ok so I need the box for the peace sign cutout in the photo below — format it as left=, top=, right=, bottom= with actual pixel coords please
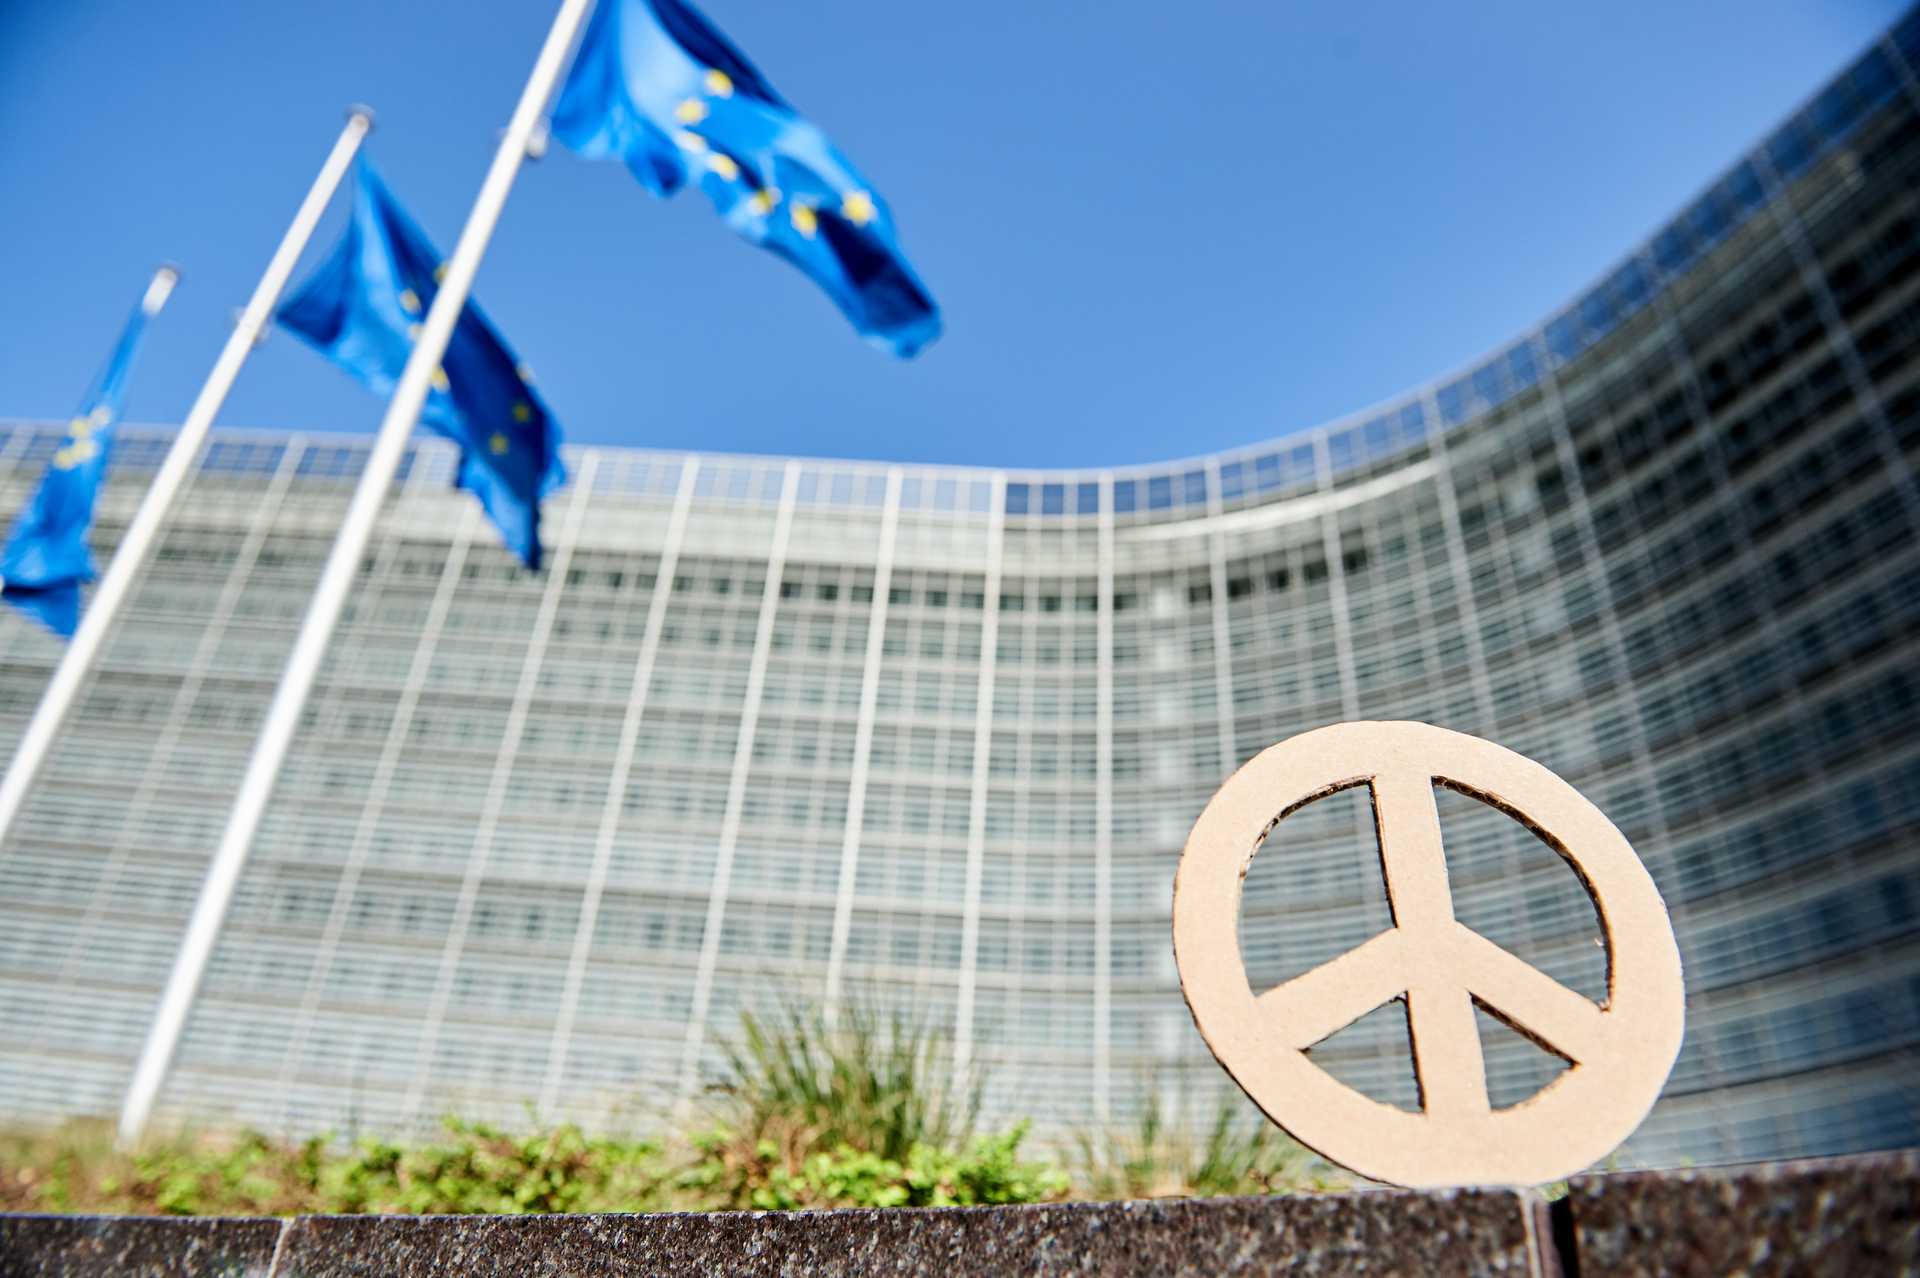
left=1173, top=722, right=1684, bottom=1188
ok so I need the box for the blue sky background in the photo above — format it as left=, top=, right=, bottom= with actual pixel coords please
left=0, top=1, right=1907, bottom=468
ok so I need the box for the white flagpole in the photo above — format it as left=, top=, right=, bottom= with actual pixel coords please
left=139, top=266, right=182, bottom=320
left=0, top=110, right=371, bottom=854
left=116, top=0, right=597, bottom=1147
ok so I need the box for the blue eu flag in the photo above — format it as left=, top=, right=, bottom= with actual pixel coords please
left=551, top=0, right=941, bottom=358
left=1, top=288, right=163, bottom=637
left=277, top=159, right=565, bottom=569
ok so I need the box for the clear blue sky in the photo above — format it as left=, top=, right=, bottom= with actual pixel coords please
left=0, top=1, right=1907, bottom=468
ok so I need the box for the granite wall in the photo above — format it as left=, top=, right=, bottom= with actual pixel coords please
left=1, top=1151, right=1912, bottom=1277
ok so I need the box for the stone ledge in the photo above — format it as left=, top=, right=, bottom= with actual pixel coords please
left=1557, top=1149, right=1919, bottom=1277
left=0, top=1151, right=1911, bottom=1277
left=0, top=1214, right=284, bottom=1278
left=271, top=1187, right=1541, bottom=1278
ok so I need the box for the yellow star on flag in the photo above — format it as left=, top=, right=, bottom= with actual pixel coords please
left=706, top=153, right=739, bottom=181
left=840, top=191, right=876, bottom=226
left=399, top=288, right=422, bottom=314
left=431, top=367, right=450, bottom=393
left=675, top=97, right=709, bottom=124
left=52, top=438, right=98, bottom=470
left=489, top=432, right=510, bottom=455
left=704, top=68, right=734, bottom=97
left=790, top=203, right=818, bottom=238
left=749, top=187, right=781, bottom=215
left=512, top=401, right=532, bottom=423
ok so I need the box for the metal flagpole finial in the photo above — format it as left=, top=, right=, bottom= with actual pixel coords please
left=345, top=104, right=376, bottom=132
left=142, top=265, right=181, bottom=316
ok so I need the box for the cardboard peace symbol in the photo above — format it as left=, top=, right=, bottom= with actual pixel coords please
left=1173, top=721, right=1684, bottom=1188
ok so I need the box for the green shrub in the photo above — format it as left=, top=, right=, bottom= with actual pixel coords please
left=308, top=1120, right=674, bottom=1214
left=0, top=1009, right=1323, bottom=1215
left=2, top=1119, right=678, bottom=1217
left=686, top=1121, right=1069, bottom=1211
left=716, top=1000, right=977, bottom=1163
left=0, top=1115, right=1071, bottom=1217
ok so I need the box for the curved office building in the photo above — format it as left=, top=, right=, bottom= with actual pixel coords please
left=3, top=15, right=1919, bottom=1167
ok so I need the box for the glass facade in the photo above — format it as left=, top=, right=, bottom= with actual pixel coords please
left=2, top=13, right=1919, bottom=1166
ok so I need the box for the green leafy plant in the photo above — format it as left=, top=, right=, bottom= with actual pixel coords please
left=683, top=1121, right=1070, bottom=1211
left=0, top=1006, right=1338, bottom=1216
left=1, top=1119, right=678, bottom=1217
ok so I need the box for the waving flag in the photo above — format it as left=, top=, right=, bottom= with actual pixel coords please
left=551, top=0, right=940, bottom=358
left=277, top=160, right=565, bottom=568
left=1, top=273, right=174, bottom=637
